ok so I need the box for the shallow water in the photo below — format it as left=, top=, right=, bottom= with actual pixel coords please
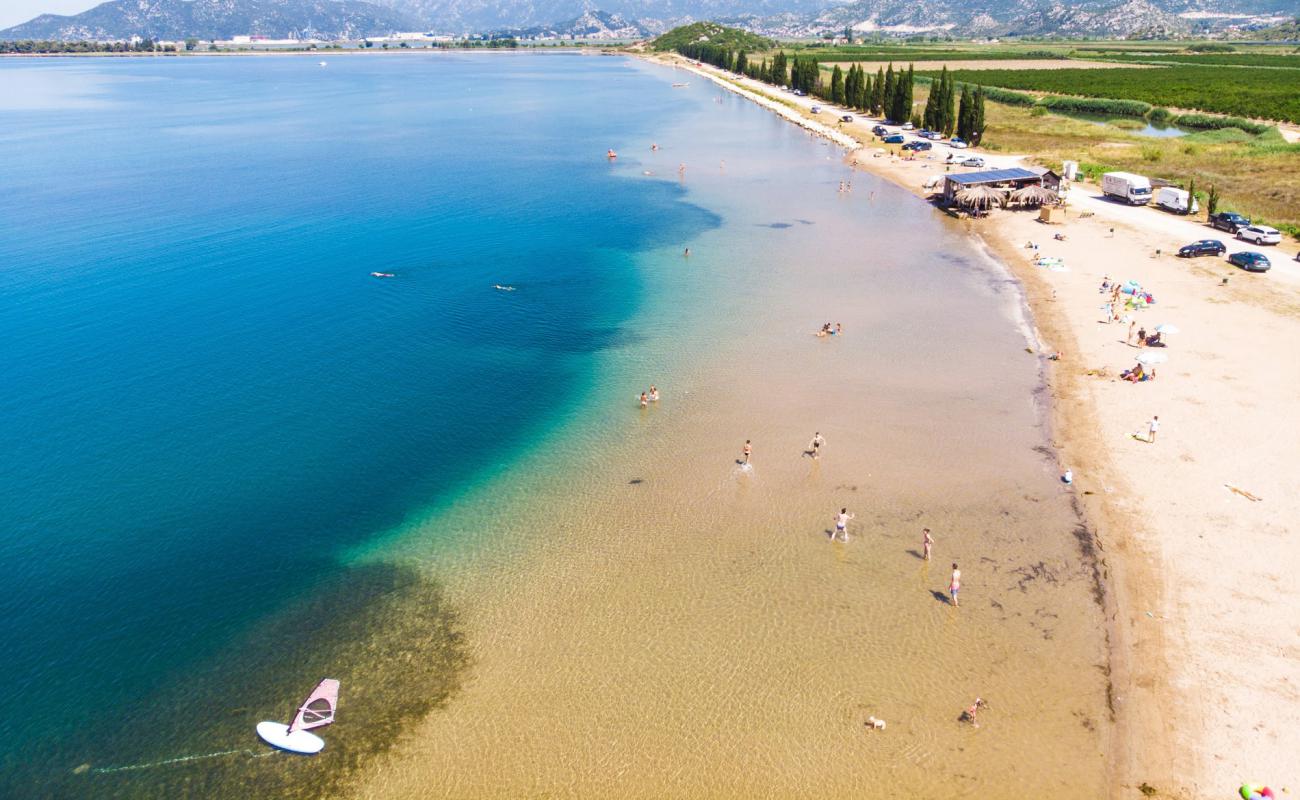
left=0, top=54, right=1110, bottom=798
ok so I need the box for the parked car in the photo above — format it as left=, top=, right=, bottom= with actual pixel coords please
left=810, top=105, right=821, bottom=114
left=1210, top=212, right=1250, bottom=233
left=841, top=114, right=854, bottom=122
left=1236, top=225, right=1281, bottom=245
left=902, top=141, right=932, bottom=151
left=1177, top=240, right=1226, bottom=258
left=948, top=137, right=969, bottom=149
left=793, top=89, right=805, bottom=97
left=1228, top=251, right=1271, bottom=272
left=872, top=125, right=888, bottom=136
left=883, top=134, right=906, bottom=144
left=961, top=156, right=986, bottom=168
left=923, top=130, right=944, bottom=140
left=901, top=121, right=914, bottom=130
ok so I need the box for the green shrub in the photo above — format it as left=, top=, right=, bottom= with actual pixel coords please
left=1173, top=113, right=1271, bottom=135
left=1038, top=95, right=1152, bottom=117
left=1146, top=107, right=1173, bottom=124
left=1141, top=145, right=1163, bottom=162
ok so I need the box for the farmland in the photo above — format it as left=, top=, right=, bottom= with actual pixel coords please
left=927, top=64, right=1300, bottom=124
left=1078, top=53, right=1300, bottom=69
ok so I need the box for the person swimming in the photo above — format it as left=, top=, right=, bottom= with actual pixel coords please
left=493, top=284, right=516, bottom=292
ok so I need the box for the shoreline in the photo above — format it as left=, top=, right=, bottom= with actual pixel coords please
left=351, top=59, right=1113, bottom=798
left=653, top=52, right=1300, bottom=799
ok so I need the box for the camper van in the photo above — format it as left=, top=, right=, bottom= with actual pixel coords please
left=1101, top=172, right=1153, bottom=205
left=1155, top=186, right=1198, bottom=215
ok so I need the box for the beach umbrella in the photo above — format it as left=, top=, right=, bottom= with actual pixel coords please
left=1135, top=351, right=1168, bottom=365
left=1154, top=323, right=1180, bottom=334
left=1010, top=185, right=1059, bottom=207
left=955, top=184, right=1006, bottom=210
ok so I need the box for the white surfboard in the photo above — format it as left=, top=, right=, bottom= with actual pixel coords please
left=256, top=678, right=339, bottom=755
left=256, top=721, right=326, bottom=755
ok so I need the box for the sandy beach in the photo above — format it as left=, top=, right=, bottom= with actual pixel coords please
left=345, top=61, right=1113, bottom=798
left=659, top=54, right=1300, bottom=798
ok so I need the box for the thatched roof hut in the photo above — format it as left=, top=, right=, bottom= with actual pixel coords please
left=955, top=184, right=1007, bottom=210
left=1010, top=184, right=1059, bottom=207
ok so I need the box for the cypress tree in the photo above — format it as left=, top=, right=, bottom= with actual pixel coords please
left=856, top=67, right=869, bottom=111
left=957, top=86, right=973, bottom=141
left=735, top=50, right=746, bottom=74
left=831, top=65, right=845, bottom=105
left=872, top=67, right=885, bottom=115
left=922, top=78, right=939, bottom=130
left=971, top=88, right=986, bottom=145
left=941, top=72, right=956, bottom=136
left=882, top=65, right=896, bottom=120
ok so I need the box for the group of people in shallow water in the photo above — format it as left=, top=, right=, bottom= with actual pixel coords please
left=638, top=385, right=660, bottom=409
left=814, top=322, right=843, bottom=338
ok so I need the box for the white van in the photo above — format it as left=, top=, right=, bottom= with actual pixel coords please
left=1155, top=186, right=1198, bottom=215
left=1101, top=172, right=1153, bottom=205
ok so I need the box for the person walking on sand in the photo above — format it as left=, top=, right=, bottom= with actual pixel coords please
left=809, top=431, right=825, bottom=459
left=1147, top=415, right=1159, bottom=443
left=923, top=528, right=933, bottom=560
left=1127, top=320, right=1136, bottom=345
left=742, top=440, right=752, bottom=464
left=949, top=563, right=961, bottom=607
left=834, top=508, right=855, bottom=542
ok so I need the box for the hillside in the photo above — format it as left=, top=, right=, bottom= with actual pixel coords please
left=0, top=0, right=417, bottom=41
left=651, top=21, right=774, bottom=52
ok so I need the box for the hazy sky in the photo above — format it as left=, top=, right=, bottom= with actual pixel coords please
left=1, top=0, right=102, bottom=30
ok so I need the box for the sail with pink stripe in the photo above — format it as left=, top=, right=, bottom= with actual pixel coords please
left=287, top=679, right=339, bottom=734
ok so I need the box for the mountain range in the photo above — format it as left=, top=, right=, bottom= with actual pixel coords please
left=2, top=0, right=1294, bottom=40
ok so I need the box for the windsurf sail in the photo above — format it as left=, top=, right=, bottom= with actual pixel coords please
left=286, top=679, right=339, bottom=734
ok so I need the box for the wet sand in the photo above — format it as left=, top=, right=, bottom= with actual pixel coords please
left=348, top=81, right=1110, bottom=798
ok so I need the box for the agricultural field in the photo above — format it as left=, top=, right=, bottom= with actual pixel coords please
left=821, top=59, right=1146, bottom=73
left=788, top=46, right=1072, bottom=63
left=908, top=82, right=1300, bottom=235
left=928, top=64, right=1300, bottom=123
left=1077, top=53, right=1300, bottom=68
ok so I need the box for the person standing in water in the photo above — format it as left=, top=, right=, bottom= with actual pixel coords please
left=809, top=431, right=825, bottom=459
left=949, top=563, right=961, bottom=607
left=742, top=440, right=752, bottom=464
left=923, top=528, right=933, bottom=560
left=833, top=508, right=855, bottom=542
left=649, top=385, right=659, bottom=402
left=640, top=391, right=648, bottom=409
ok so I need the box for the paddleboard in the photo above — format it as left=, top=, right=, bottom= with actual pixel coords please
left=256, top=721, right=326, bottom=755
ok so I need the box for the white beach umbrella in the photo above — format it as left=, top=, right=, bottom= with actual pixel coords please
left=1135, top=351, right=1168, bottom=365
left=1154, top=324, right=1180, bottom=334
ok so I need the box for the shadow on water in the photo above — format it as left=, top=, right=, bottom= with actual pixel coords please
left=16, top=563, right=468, bottom=800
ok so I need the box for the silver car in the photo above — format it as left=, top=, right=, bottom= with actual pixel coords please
left=1237, top=225, right=1282, bottom=245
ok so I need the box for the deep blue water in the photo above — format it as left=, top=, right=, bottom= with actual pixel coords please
left=0, top=53, right=716, bottom=786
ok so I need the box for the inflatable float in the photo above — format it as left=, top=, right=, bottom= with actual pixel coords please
left=1240, top=785, right=1275, bottom=800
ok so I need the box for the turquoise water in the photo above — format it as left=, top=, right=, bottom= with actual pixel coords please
left=0, top=53, right=719, bottom=792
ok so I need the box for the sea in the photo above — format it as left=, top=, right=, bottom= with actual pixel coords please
left=0, top=52, right=1110, bottom=799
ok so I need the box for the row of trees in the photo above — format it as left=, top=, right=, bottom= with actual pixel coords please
left=921, top=67, right=957, bottom=136
left=676, top=40, right=987, bottom=142
left=955, top=86, right=987, bottom=144
left=0, top=39, right=178, bottom=53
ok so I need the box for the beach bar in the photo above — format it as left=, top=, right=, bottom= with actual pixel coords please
left=942, top=167, right=1044, bottom=206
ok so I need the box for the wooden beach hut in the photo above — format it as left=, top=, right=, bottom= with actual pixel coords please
left=942, top=167, right=1043, bottom=207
